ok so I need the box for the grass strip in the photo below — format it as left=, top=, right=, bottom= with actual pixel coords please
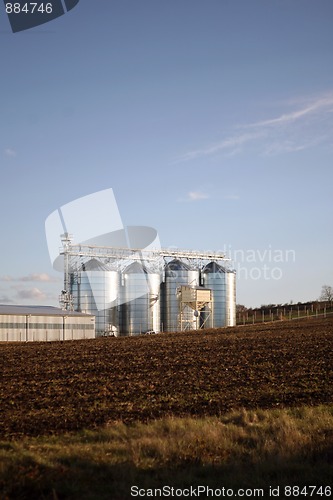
left=1, top=405, right=332, bottom=499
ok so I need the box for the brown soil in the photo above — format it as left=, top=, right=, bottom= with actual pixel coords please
left=1, top=317, right=332, bottom=439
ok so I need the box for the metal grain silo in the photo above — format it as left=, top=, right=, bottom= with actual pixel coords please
left=225, top=270, right=236, bottom=326
left=201, top=262, right=226, bottom=328
left=121, top=262, right=160, bottom=335
left=163, top=259, right=200, bottom=332
left=71, top=258, right=120, bottom=336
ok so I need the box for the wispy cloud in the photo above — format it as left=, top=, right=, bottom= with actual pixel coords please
left=0, top=273, right=60, bottom=283
left=4, top=148, right=17, bottom=157
left=176, top=92, right=333, bottom=161
left=1, top=276, right=13, bottom=282
left=179, top=191, right=210, bottom=202
left=0, top=295, right=14, bottom=303
left=21, top=273, right=59, bottom=282
left=16, top=288, right=47, bottom=301
left=0, top=276, right=58, bottom=304
left=188, top=191, right=209, bottom=201
left=246, top=94, right=333, bottom=129
left=176, top=132, right=263, bottom=162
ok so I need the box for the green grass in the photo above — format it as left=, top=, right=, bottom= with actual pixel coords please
left=1, top=405, right=332, bottom=499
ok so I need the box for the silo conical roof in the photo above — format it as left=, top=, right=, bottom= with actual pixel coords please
left=80, top=258, right=110, bottom=271
left=203, top=262, right=226, bottom=273
left=123, top=262, right=148, bottom=274
left=165, top=259, right=190, bottom=273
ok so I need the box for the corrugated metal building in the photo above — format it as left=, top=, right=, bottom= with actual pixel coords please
left=0, top=305, right=95, bottom=342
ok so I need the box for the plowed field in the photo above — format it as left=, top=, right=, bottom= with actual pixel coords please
left=1, top=317, right=332, bottom=439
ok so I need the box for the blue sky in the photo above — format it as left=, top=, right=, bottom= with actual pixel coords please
left=0, top=0, right=332, bottom=308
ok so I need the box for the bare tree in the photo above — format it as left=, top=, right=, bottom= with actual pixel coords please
left=319, top=285, right=333, bottom=306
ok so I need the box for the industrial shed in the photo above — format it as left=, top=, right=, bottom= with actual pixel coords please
left=0, top=305, right=95, bottom=342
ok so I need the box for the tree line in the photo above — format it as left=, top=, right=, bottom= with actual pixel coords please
left=237, top=285, right=333, bottom=316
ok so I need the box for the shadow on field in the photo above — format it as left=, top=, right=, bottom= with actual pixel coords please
left=2, top=441, right=333, bottom=500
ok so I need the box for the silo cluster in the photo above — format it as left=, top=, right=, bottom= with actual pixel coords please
left=70, top=257, right=236, bottom=336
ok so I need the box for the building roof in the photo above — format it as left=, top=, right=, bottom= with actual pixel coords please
left=0, top=305, right=93, bottom=317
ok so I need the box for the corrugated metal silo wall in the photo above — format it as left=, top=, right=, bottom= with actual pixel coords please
left=163, top=260, right=200, bottom=332
left=121, top=262, right=160, bottom=335
left=225, top=270, right=236, bottom=326
left=201, top=262, right=226, bottom=328
left=148, top=272, right=161, bottom=333
left=71, top=269, right=120, bottom=336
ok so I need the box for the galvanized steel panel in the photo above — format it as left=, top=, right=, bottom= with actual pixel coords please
left=122, top=262, right=160, bottom=335
left=225, top=271, right=236, bottom=326
left=202, top=262, right=227, bottom=328
left=163, top=260, right=199, bottom=332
